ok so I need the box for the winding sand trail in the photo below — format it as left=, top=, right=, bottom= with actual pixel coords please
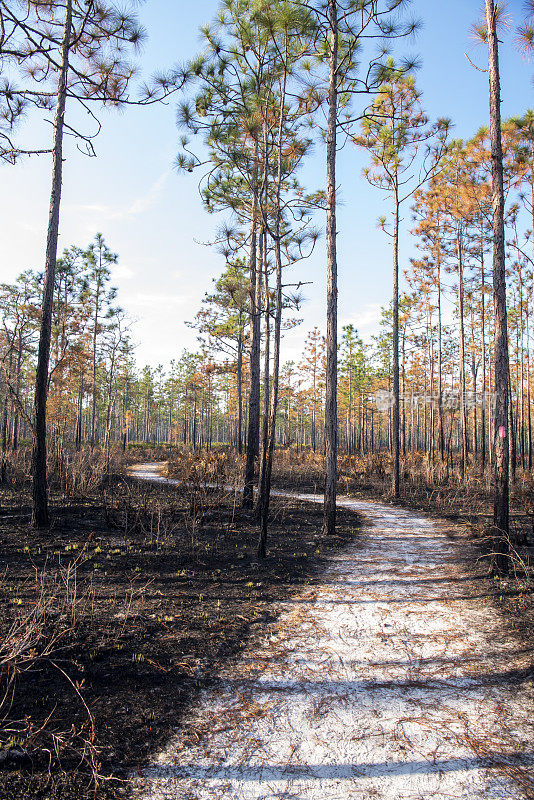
left=129, top=462, right=534, bottom=800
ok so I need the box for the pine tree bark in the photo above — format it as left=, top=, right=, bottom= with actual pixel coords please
left=31, top=0, right=72, bottom=527
left=323, top=0, right=338, bottom=534
left=486, top=0, right=510, bottom=573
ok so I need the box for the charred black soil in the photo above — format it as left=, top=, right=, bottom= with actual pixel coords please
left=0, top=474, right=359, bottom=800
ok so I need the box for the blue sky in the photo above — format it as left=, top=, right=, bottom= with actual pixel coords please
left=0, top=0, right=532, bottom=368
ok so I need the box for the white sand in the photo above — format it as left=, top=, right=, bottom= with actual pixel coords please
left=130, top=463, right=534, bottom=799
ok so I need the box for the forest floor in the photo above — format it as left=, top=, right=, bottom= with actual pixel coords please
left=131, top=462, right=534, bottom=800
left=0, top=452, right=533, bottom=799
left=0, top=460, right=358, bottom=800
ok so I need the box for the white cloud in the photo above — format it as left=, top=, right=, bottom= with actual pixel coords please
left=112, top=263, right=135, bottom=281
left=127, top=172, right=168, bottom=216
left=341, top=302, right=383, bottom=339
left=73, top=171, right=169, bottom=222
left=124, top=292, right=193, bottom=310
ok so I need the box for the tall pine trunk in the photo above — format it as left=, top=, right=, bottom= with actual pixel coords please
left=486, top=0, right=510, bottom=573
left=32, top=0, right=72, bottom=527
left=323, top=0, right=338, bottom=534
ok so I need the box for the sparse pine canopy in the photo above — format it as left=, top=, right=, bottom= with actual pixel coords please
left=0, top=0, right=184, bottom=162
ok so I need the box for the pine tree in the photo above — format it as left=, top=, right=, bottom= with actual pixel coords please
left=81, top=234, right=118, bottom=448
left=304, top=0, right=418, bottom=530
left=355, top=69, right=449, bottom=497
left=1, top=1, right=146, bottom=525
left=190, top=260, right=249, bottom=453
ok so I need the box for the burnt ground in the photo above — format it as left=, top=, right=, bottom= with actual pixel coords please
left=0, top=475, right=359, bottom=800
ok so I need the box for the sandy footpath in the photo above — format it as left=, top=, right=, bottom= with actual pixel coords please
left=130, top=463, right=534, bottom=800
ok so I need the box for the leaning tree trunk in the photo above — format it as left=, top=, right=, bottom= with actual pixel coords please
left=323, top=0, right=338, bottom=534
left=32, top=0, right=72, bottom=528
left=486, top=0, right=510, bottom=573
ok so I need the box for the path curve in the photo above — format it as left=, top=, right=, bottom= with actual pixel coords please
left=129, top=462, right=534, bottom=800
